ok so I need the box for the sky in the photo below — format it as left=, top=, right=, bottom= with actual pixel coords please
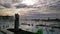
left=0, top=0, right=60, bottom=18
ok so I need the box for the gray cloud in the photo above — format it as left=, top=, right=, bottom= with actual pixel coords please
left=15, top=4, right=27, bottom=8
left=48, top=3, right=60, bottom=10
left=0, top=3, right=11, bottom=8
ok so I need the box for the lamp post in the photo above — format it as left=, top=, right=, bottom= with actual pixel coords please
left=14, top=13, right=19, bottom=34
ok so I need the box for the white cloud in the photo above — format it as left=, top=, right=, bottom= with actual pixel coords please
left=0, top=0, right=60, bottom=16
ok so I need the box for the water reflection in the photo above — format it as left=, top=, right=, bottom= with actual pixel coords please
left=0, top=19, right=60, bottom=34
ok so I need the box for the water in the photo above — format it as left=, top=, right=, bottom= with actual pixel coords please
left=0, top=20, right=60, bottom=34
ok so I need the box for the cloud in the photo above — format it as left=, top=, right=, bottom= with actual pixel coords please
left=0, top=0, right=60, bottom=16
left=15, top=4, right=27, bottom=8
left=48, top=3, right=60, bottom=10
left=0, top=3, right=11, bottom=8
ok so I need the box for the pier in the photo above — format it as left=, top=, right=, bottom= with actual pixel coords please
left=36, top=24, right=60, bottom=29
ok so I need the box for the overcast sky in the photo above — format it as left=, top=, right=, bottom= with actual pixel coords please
left=0, top=0, right=60, bottom=18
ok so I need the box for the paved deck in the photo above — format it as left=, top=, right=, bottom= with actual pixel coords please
left=0, top=29, right=14, bottom=34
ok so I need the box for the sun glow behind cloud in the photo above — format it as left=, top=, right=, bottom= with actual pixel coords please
left=21, top=0, right=37, bottom=5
